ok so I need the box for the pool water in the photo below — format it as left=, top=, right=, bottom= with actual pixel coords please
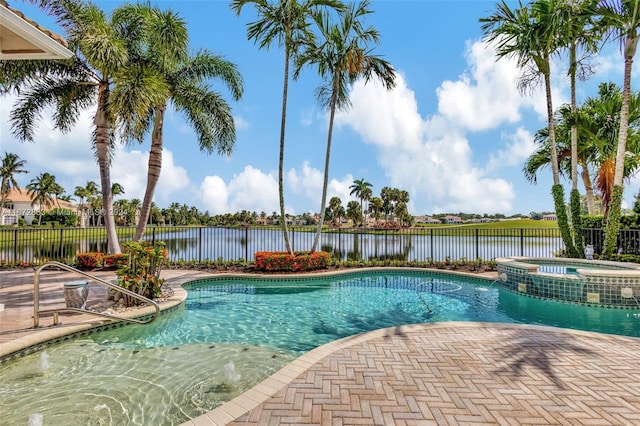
left=2, top=271, right=639, bottom=425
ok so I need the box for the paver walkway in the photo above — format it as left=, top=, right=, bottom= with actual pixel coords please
left=192, top=322, right=640, bottom=426
left=3, top=269, right=640, bottom=426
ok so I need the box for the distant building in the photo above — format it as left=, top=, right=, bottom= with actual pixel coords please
left=414, top=215, right=441, bottom=224
left=442, top=215, right=463, bottom=224
left=542, top=213, right=557, bottom=221
left=1, top=188, right=77, bottom=225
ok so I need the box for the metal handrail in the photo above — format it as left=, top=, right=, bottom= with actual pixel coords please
left=33, top=261, right=160, bottom=327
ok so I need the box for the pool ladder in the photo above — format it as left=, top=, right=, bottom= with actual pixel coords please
left=33, top=261, right=160, bottom=328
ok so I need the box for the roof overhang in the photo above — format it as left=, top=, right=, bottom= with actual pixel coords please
left=0, top=2, right=73, bottom=60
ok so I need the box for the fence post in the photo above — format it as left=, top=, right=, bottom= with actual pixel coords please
left=13, top=229, right=18, bottom=263
left=245, top=226, right=249, bottom=260
left=59, top=228, right=64, bottom=260
left=291, top=227, right=295, bottom=252
left=430, top=228, right=434, bottom=260
left=152, top=227, right=156, bottom=245
left=198, top=227, right=202, bottom=262
left=475, top=228, right=479, bottom=260
left=520, top=228, right=524, bottom=257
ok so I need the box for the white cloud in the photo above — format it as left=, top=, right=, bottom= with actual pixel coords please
left=234, top=115, right=250, bottom=131
left=335, top=43, right=524, bottom=214
left=199, top=165, right=279, bottom=214
left=111, top=147, right=190, bottom=204
left=287, top=161, right=357, bottom=208
left=199, top=175, right=230, bottom=214
left=437, top=40, right=524, bottom=131
left=287, top=161, right=323, bottom=198
left=485, top=127, right=537, bottom=174
left=0, top=94, right=96, bottom=179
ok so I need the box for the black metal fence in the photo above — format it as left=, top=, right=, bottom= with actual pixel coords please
left=3, top=225, right=637, bottom=264
left=0, top=225, right=580, bottom=264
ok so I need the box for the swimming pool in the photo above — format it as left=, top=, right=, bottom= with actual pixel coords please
left=2, top=270, right=639, bottom=425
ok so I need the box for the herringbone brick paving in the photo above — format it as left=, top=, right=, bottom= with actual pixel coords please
left=222, top=323, right=640, bottom=425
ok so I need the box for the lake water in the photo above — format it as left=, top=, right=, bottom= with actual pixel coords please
left=0, top=226, right=564, bottom=263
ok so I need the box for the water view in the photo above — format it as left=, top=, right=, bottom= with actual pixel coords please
left=0, top=226, right=564, bottom=263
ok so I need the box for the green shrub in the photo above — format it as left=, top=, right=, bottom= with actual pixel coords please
left=116, top=241, right=168, bottom=306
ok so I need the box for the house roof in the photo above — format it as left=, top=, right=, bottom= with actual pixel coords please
left=3, top=188, right=77, bottom=210
left=0, top=0, right=73, bottom=60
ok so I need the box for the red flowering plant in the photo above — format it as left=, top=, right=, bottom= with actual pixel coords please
left=76, top=252, right=106, bottom=270
left=116, top=241, right=168, bottom=306
left=254, top=251, right=331, bottom=272
left=104, top=253, right=128, bottom=269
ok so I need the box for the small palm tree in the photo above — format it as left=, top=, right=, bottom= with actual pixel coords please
left=345, top=200, right=361, bottom=226
left=0, top=152, right=28, bottom=225
left=299, top=0, right=396, bottom=251
left=74, top=181, right=99, bottom=227
left=349, top=178, right=372, bottom=223
left=368, top=196, right=383, bottom=224
left=232, top=0, right=342, bottom=255
left=26, top=172, right=62, bottom=225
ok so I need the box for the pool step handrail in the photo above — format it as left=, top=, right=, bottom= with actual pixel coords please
left=33, top=261, right=160, bottom=328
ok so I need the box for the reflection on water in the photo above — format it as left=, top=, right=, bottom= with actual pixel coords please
left=0, top=227, right=564, bottom=263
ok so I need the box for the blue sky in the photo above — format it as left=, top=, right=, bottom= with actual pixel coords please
left=2, top=0, right=639, bottom=217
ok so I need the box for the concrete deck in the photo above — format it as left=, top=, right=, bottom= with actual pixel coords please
left=2, top=268, right=640, bottom=425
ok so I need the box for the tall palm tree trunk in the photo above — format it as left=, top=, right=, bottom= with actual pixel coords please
left=603, top=44, right=636, bottom=257
left=581, top=166, right=596, bottom=215
left=570, top=43, right=578, bottom=193
left=135, top=105, right=165, bottom=241
left=0, top=194, right=6, bottom=224
left=311, top=77, right=339, bottom=253
left=279, top=49, right=294, bottom=255
left=569, top=42, right=584, bottom=256
left=545, top=67, right=576, bottom=257
left=95, top=85, right=121, bottom=254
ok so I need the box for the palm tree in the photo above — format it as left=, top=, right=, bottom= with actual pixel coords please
left=368, top=196, right=383, bottom=224
left=74, top=180, right=98, bottom=227
left=231, top=0, right=342, bottom=255
left=26, top=172, right=62, bottom=224
left=345, top=200, right=361, bottom=225
left=360, top=186, right=372, bottom=225
left=480, top=0, right=578, bottom=257
left=524, top=105, right=597, bottom=214
left=349, top=178, right=372, bottom=222
left=597, top=0, right=640, bottom=257
left=299, top=0, right=396, bottom=251
left=118, top=5, right=243, bottom=241
left=0, top=1, right=165, bottom=253
left=0, top=153, right=28, bottom=225
left=556, top=0, right=599, bottom=256
left=581, top=83, right=640, bottom=218
left=527, top=84, right=640, bottom=221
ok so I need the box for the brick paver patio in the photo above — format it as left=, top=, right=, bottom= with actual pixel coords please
left=2, top=269, right=640, bottom=425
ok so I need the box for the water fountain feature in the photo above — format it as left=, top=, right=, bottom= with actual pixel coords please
left=38, top=352, right=49, bottom=371
left=224, top=361, right=241, bottom=382
left=28, top=413, right=43, bottom=426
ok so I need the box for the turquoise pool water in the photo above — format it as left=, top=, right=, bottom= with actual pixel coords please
left=2, top=271, right=640, bottom=426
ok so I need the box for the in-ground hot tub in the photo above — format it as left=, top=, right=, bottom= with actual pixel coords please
left=496, top=256, right=640, bottom=308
